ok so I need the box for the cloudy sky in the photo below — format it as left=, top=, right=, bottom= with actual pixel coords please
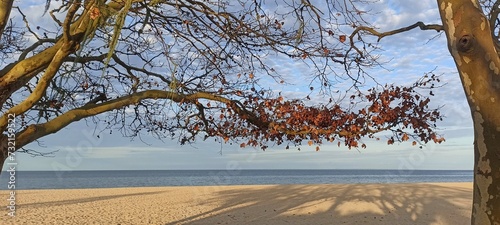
left=3, top=0, right=474, bottom=171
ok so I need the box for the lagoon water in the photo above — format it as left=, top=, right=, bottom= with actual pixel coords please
left=0, top=169, right=472, bottom=190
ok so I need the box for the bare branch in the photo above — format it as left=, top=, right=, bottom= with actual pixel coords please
left=350, top=21, right=444, bottom=56
left=63, top=0, right=82, bottom=41
left=0, top=40, right=76, bottom=132
left=15, top=90, right=235, bottom=149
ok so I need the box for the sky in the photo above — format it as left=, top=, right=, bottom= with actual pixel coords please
left=2, top=0, right=474, bottom=171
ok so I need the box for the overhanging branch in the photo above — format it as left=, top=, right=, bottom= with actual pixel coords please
left=0, top=42, right=74, bottom=133
left=350, top=21, right=444, bottom=56
left=14, top=90, right=243, bottom=149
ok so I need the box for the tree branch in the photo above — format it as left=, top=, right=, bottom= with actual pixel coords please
left=14, top=90, right=235, bottom=149
left=0, top=0, right=145, bottom=110
left=350, top=21, right=444, bottom=56
left=62, top=0, right=82, bottom=41
left=18, top=38, right=58, bottom=61
left=0, top=42, right=73, bottom=132
left=489, top=0, right=500, bottom=53
left=490, top=0, right=500, bottom=36
left=0, top=0, right=13, bottom=40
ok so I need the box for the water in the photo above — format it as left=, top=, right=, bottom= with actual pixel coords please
left=0, top=170, right=473, bottom=190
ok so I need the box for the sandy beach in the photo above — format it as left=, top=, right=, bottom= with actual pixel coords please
left=1, top=182, right=472, bottom=225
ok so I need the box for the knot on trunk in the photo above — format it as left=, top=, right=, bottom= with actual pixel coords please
left=456, top=35, right=474, bottom=53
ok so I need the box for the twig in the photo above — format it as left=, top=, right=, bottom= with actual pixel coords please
left=350, top=22, right=444, bottom=57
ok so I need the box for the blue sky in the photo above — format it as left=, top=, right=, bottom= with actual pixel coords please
left=2, top=1, right=474, bottom=171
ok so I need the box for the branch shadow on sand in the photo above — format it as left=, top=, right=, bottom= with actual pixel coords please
left=17, top=190, right=171, bottom=208
left=168, top=183, right=472, bottom=225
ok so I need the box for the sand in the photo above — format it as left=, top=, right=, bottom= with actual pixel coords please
left=1, top=183, right=472, bottom=225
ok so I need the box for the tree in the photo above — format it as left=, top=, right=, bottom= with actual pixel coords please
left=0, top=0, right=495, bottom=224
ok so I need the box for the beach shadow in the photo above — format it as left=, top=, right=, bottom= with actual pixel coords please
left=166, top=183, right=472, bottom=225
left=18, top=189, right=170, bottom=208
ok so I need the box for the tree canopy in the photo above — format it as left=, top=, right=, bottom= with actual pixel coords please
left=0, top=0, right=444, bottom=159
left=4, top=0, right=500, bottom=224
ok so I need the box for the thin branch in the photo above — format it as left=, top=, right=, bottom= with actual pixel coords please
left=490, top=0, right=500, bottom=53
left=350, top=21, right=444, bottom=56
left=63, top=0, right=82, bottom=41
left=0, top=42, right=72, bottom=132
left=490, top=0, right=500, bottom=36
left=18, top=38, right=58, bottom=61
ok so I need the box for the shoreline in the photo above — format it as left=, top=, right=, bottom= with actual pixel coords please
left=1, top=182, right=472, bottom=224
left=0, top=180, right=474, bottom=191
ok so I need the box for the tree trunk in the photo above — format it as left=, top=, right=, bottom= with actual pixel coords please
left=437, top=0, right=500, bottom=224
left=0, top=0, right=13, bottom=40
left=0, top=134, right=7, bottom=174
